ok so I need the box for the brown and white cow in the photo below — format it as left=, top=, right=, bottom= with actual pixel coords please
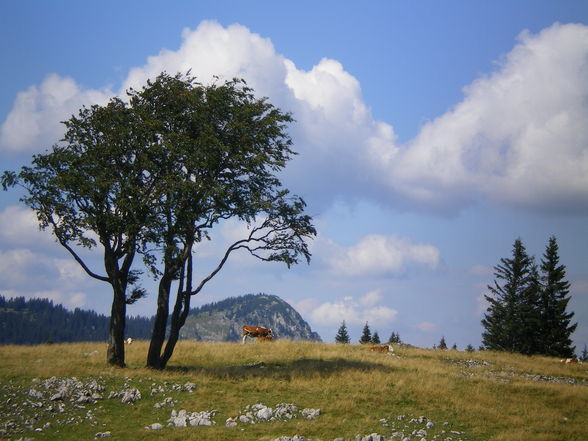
left=242, top=325, right=272, bottom=344
left=369, top=344, right=394, bottom=353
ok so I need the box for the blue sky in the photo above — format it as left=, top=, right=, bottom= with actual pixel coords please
left=1, top=1, right=587, bottom=350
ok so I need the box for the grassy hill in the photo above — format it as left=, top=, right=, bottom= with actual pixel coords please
left=0, top=341, right=586, bottom=440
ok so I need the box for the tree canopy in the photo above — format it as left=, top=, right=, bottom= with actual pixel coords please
left=3, top=72, right=316, bottom=369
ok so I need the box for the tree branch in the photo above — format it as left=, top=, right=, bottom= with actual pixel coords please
left=188, top=238, right=248, bottom=296
left=59, top=237, right=110, bottom=282
left=48, top=215, right=110, bottom=282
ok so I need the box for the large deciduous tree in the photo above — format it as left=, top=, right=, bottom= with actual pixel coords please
left=2, top=98, right=154, bottom=367
left=3, top=72, right=315, bottom=370
left=125, top=73, right=315, bottom=369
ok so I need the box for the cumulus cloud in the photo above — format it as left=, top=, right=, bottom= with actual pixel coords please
left=309, top=291, right=398, bottom=327
left=122, top=21, right=289, bottom=103
left=0, top=248, right=87, bottom=291
left=1, top=21, right=586, bottom=214
left=0, top=74, right=111, bottom=154
left=325, top=234, right=440, bottom=277
left=0, top=206, right=55, bottom=248
left=385, top=23, right=588, bottom=213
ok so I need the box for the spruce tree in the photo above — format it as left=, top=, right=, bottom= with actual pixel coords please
left=388, top=331, right=401, bottom=344
left=482, top=239, right=538, bottom=353
left=517, top=262, right=543, bottom=355
left=371, top=331, right=381, bottom=344
left=335, top=321, right=350, bottom=344
left=438, top=336, right=447, bottom=350
left=539, top=236, right=576, bottom=357
left=359, top=322, right=372, bottom=344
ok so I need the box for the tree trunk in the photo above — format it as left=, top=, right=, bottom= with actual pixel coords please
left=161, top=288, right=191, bottom=368
left=107, top=281, right=126, bottom=367
left=146, top=275, right=172, bottom=369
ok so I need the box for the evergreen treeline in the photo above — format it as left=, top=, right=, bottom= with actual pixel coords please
left=335, top=321, right=402, bottom=345
left=0, top=296, right=153, bottom=345
left=482, top=236, right=577, bottom=357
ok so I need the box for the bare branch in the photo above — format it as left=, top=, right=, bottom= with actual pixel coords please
left=189, top=238, right=248, bottom=296
left=59, top=238, right=110, bottom=282
left=48, top=215, right=110, bottom=282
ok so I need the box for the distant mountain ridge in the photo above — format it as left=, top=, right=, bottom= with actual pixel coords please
left=0, top=293, right=320, bottom=344
left=180, top=293, right=322, bottom=342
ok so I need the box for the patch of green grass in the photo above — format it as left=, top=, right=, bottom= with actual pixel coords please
left=1, top=341, right=587, bottom=440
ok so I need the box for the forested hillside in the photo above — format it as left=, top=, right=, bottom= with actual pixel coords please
left=0, top=296, right=153, bottom=344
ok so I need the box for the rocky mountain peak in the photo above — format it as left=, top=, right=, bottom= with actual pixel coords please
left=179, top=293, right=321, bottom=342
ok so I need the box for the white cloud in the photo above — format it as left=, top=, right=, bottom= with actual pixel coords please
left=0, top=248, right=88, bottom=291
left=359, top=289, right=382, bottom=307
left=385, top=23, right=588, bottom=213
left=122, top=21, right=288, bottom=102
left=1, top=289, right=87, bottom=310
left=416, top=321, right=437, bottom=332
left=0, top=74, right=111, bottom=154
left=289, top=297, right=318, bottom=316
left=0, top=206, right=55, bottom=248
left=325, top=234, right=440, bottom=277
left=309, top=291, right=398, bottom=327
left=1, top=21, right=586, bottom=214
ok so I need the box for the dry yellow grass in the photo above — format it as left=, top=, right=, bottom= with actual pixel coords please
left=0, top=340, right=586, bottom=440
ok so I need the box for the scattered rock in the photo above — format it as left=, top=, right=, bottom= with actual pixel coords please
left=183, top=382, right=197, bottom=392
left=272, top=436, right=307, bottom=441
left=256, top=406, right=273, bottom=420
left=154, top=396, right=176, bottom=408
left=301, top=408, right=320, bottom=420
left=119, top=388, right=141, bottom=404
left=227, top=403, right=321, bottom=427
left=167, top=409, right=218, bottom=428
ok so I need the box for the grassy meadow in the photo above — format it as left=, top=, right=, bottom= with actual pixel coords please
left=1, top=340, right=587, bottom=440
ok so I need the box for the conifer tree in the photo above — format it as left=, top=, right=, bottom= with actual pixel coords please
left=482, top=239, right=539, bottom=353
left=517, top=262, right=543, bottom=355
left=387, top=331, right=401, bottom=344
left=371, top=331, right=381, bottom=344
left=359, top=322, right=372, bottom=344
left=438, top=336, right=447, bottom=350
left=539, top=236, right=576, bottom=357
left=335, top=321, right=350, bottom=344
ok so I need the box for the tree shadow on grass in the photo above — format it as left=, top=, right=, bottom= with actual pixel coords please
left=166, top=357, right=399, bottom=380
